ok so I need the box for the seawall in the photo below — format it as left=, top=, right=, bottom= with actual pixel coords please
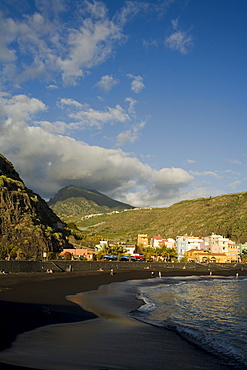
left=0, top=260, right=245, bottom=274
left=0, top=260, right=162, bottom=273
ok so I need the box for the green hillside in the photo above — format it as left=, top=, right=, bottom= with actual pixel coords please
left=48, top=185, right=134, bottom=217
left=0, top=154, right=66, bottom=260
left=66, top=192, right=247, bottom=244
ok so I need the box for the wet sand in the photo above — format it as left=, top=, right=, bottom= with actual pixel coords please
left=0, top=264, right=245, bottom=369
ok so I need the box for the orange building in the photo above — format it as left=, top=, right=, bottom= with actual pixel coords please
left=137, top=234, right=148, bottom=248
left=185, top=249, right=228, bottom=263
left=59, top=248, right=97, bottom=260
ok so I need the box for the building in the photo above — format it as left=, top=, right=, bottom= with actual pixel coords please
left=150, top=236, right=164, bottom=248
left=204, top=233, right=239, bottom=262
left=150, top=236, right=176, bottom=249
left=239, top=242, right=247, bottom=261
left=176, top=235, right=204, bottom=261
left=165, top=238, right=176, bottom=249
left=59, top=248, right=96, bottom=260
left=204, top=233, right=229, bottom=252
left=94, top=240, right=109, bottom=251
left=185, top=249, right=228, bottom=263
left=137, top=234, right=148, bottom=248
left=226, top=241, right=239, bottom=262
left=124, top=245, right=136, bottom=255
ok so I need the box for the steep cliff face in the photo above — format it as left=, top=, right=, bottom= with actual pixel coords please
left=0, top=154, right=67, bottom=260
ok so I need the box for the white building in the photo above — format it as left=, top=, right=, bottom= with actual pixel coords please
left=176, top=235, right=204, bottom=261
left=204, top=233, right=229, bottom=253
left=204, top=233, right=239, bottom=262
left=94, top=240, right=109, bottom=251
left=124, top=245, right=136, bottom=255
left=150, top=236, right=176, bottom=249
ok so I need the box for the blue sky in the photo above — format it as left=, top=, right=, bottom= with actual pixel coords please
left=0, top=0, right=246, bottom=207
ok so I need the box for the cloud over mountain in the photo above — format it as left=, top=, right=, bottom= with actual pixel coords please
left=0, top=92, right=193, bottom=207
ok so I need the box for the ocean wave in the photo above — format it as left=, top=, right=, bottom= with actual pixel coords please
left=130, top=277, right=247, bottom=369
left=166, top=322, right=247, bottom=368
left=135, top=293, right=156, bottom=313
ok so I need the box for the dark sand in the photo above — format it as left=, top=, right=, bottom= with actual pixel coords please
left=0, top=264, right=246, bottom=369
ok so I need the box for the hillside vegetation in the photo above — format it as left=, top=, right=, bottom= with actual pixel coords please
left=0, top=154, right=67, bottom=260
left=66, top=192, right=247, bottom=244
left=48, top=185, right=134, bottom=217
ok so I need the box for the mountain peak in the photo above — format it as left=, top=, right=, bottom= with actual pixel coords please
left=48, top=185, right=134, bottom=217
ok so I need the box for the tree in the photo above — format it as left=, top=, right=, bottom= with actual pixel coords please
left=143, top=247, right=155, bottom=261
left=156, top=244, right=177, bottom=262
left=240, top=249, right=247, bottom=262
left=0, top=243, right=19, bottom=260
left=96, top=243, right=127, bottom=260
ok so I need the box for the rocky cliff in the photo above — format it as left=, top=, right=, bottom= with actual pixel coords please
left=0, top=154, right=67, bottom=260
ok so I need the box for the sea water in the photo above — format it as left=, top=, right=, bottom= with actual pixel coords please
left=130, top=276, right=247, bottom=369
left=0, top=275, right=246, bottom=369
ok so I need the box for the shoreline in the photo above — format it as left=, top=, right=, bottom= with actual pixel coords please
left=0, top=265, right=246, bottom=369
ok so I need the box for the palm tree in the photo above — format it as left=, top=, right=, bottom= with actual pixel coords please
left=157, top=244, right=177, bottom=262
left=143, top=247, right=156, bottom=261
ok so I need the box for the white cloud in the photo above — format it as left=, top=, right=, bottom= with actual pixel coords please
left=34, top=120, right=67, bottom=134
left=56, top=16, right=123, bottom=85
left=0, top=93, right=194, bottom=207
left=117, top=120, right=146, bottom=146
left=58, top=98, right=129, bottom=129
left=95, top=75, right=119, bottom=92
left=187, top=159, right=196, bottom=164
left=142, top=39, right=159, bottom=49
left=0, top=1, right=132, bottom=86
left=190, top=170, right=220, bottom=179
left=125, top=97, right=137, bottom=116
left=227, top=180, right=241, bottom=190
left=46, top=84, right=58, bottom=89
left=165, top=18, right=193, bottom=54
left=227, top=177, right=247, bottom=190
left=59, top=98, right=83, bottom=108
left=127, top=74, right=145, bottom=93
left=118, top=167, right=193, bottom=207
left=0, top=94, right=46, bottom=123
left=0, top=11, right=59, bottom=84
left=224, top=169, right=241, bottom=175
left=228, top=159, right=242, bottom=165
left=0, top=1, right=179, bottom=87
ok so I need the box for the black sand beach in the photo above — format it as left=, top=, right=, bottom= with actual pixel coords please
left=0, top=264, right=246, bottom=369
